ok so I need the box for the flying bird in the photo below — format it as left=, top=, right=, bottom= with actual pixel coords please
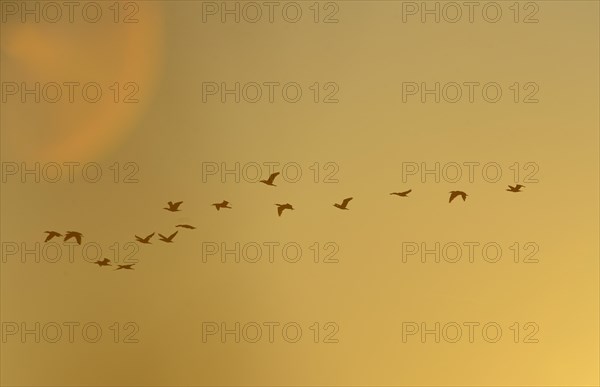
left=175, top=224, right=196, bottom=229
left=64, top=231, right=83, bottom=245
left=164, top=201, right=183, bottom=212
left=115, top=264, right=135, bottom=271
left=260, top=172, right=280, bottom=186
left=135, top=232, right=155, bottom=244
left=449, top=191, right=468, bottom=203
left=92, top=258, right=111, bottom=267
left=390, top=189, right=412, bottom=197
left=212, top=200, right=232, bottom=211
left=334, top=197, right=353, bottom=210
left=276, top=203, right=294, bottom=216
left=44, top=231, right=62, bottom=242
left=158, top=231, right=178, bottom=243
left=507, top=184, right=525, bottom=192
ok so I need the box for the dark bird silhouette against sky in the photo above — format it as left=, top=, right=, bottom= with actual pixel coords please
left=64, top=231, right=83, bottom=244
left=158, top=231, right=178, bottom=243
left=164, top=201, right=183, bottom=212
left=507, top=184, right=525, bottom=192
left=115, top=264, right=135, bottom=270
left=44, top=231, right=62, bottom=242
left=176, top=224, right=196, bottom=229
left=135, top=232, right=155, bottom=244
left=212, top=200, right=232, bottom=211
left=260, top=172, right=280, bottom=186
left=276, top=203, right=294, bottom=216
left=390, top=189, right=412, bottom=197
left=92, top=258, right=111, bottom=267
left=334, top=197, right=353, bottom=210
left=449, top=191, right=468, bottom=203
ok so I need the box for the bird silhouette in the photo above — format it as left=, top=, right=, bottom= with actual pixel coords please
left=158, top=231, right=178, bottom=243
left=334, top=197, right=353, bottom=210
left=115, top=264, right=135, bottom=271
left=276, top=203, right=294, bottom=216
left=164, top=201, right=183, bottom=212
left=135, top=232, right=155, bottom=244
left=64, top=231, right=83, bottom=245
left=260, top=172, right=280, bottom=186
left=175, top=224, right=196, bottom=229
left=449, top=191, right=468, bottom=203
left=212, top=200, right=232, bottom=211
left=507, top=184, right=525, bottom=192
left=44, top=231, right=62, bottom=242
left=92, top=258, right=111, bottom=267
left=390, top=189, right=412, bottom=197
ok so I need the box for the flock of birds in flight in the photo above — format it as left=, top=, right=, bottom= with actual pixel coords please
left=42, top=173, right=526, bottom=271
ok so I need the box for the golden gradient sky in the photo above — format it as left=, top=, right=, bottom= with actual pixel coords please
left=1, top=1, right=599, bottom=386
